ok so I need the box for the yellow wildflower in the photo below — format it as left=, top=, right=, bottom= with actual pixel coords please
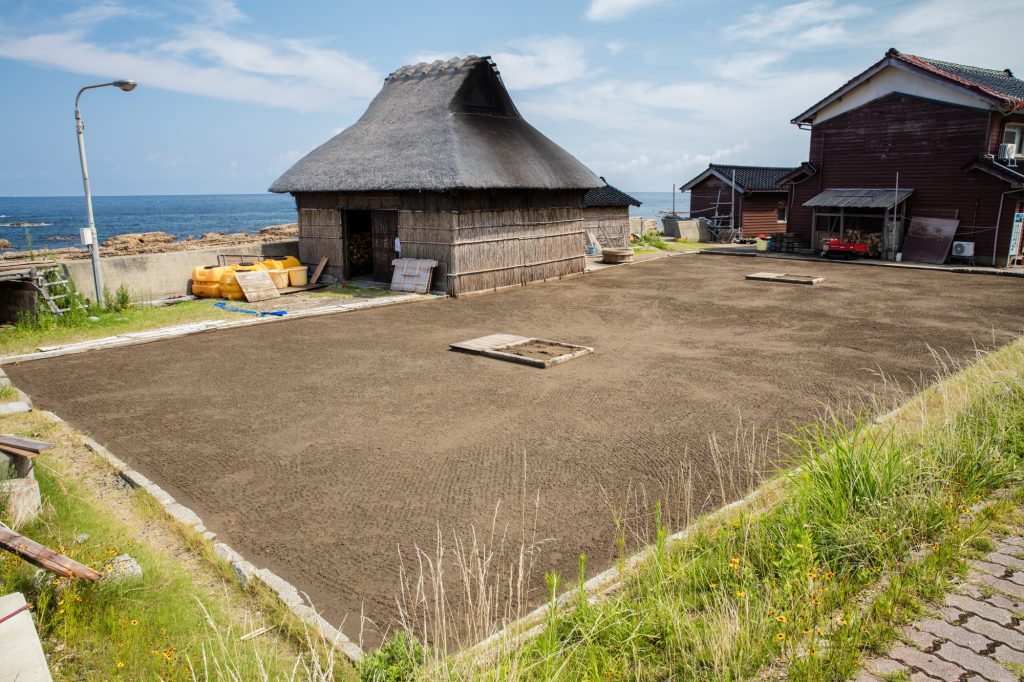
left=736, top=589, right=746, bottom=598
left=116, top=662, right=125, bottom=669
left=775, top=615, right=787, bottom=623
left=776, top=632, right=786, bottom=641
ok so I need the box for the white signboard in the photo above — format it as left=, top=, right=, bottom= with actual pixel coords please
left=1010, top=212, right=1024, bottom=262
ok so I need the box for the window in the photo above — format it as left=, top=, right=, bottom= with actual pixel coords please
left=1003, top=125, right=1024, bottom=155
left=776, top=202, right=787, bottom=223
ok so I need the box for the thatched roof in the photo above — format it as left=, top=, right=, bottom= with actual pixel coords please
left=270, top=56, right=602, bottom=193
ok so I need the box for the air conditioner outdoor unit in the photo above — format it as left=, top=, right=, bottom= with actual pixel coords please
left=998, top=143, right=1017, bottom=160
left=951, top=241, right=975, bottom=258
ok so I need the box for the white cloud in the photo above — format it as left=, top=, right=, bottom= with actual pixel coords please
left=724, top=0, right=868, bottom=43
left=405, top=37, right=587, bottom=91
left=0, top=0, right=381, bottom=111
left=882, top=0, right=1022, bottom=69
left=493, top=36, right=587, bottom=89
left=585, top=0, right=671, bottom=22
left=606, top=40, right=626, bottom=56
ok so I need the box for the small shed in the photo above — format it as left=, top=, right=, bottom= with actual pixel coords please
left=582, top=181, right=641, bottom=247
left=270, top=56, right=602, bottom=296
left=679, top=164, right=797, bottom=237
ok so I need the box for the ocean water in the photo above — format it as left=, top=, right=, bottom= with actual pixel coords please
left=627, top=191, right=690, bottom=220
left=0, top=194, right=297, bottom=252
left=0, top=191, right=683, bottom=253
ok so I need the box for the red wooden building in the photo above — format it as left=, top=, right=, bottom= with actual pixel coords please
left=679, top=164, right=797, bottom=237
left=784, top=49, right=1024, bottom=266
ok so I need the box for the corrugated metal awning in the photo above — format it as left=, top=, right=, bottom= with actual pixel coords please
left=804, top=188, right=913, bottom=208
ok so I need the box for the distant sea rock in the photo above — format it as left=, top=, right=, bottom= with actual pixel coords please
left=102, top=231, right=176, bottom=248
left=0, top=239, right=12, bottom=249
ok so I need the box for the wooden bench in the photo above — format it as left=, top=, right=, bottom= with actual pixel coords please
left=0, top=435, right=52, bottom=480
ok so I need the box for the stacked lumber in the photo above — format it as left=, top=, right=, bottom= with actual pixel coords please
left=348, top=232, right=372, bottom=271
left=844, top=229, right=883, bottom=258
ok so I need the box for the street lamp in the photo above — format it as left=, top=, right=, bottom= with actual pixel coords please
left=75, top=80, right=137, bottom=307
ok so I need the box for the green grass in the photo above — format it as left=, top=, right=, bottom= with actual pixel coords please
left=0, top=302, right=234, bottom=357
left=379, top=339, right=1024, bottom=681
left=0, top=411, right=356, bottom=681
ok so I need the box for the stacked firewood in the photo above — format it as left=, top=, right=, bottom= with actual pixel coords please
left=845, top=229, right=884, bottom=258
left=348, top=232, right=373, bottom=270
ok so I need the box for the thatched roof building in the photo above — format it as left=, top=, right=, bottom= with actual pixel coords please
left=271, top=56, right=602, bottom=294
left=582, top=180, right=641, bottom=247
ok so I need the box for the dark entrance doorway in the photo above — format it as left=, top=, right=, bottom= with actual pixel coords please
left=343, top=210, right=373, bottom=279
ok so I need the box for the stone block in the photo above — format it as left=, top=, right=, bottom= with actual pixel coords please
left=0, top=401, right=31, bottom=416
left=0, top=478, right=41, bottom=529
left=102, top=554, right=143, bottom=582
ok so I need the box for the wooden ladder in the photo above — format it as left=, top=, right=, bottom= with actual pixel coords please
left=34, top=265, right=85, bottom=316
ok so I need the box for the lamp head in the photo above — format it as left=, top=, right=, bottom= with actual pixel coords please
left=112, top=80, right=137, bottom=92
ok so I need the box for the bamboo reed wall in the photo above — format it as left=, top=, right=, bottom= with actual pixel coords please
left=294, top=190, right=587, bottom=296
left=582, top=206, right=630, bottom=247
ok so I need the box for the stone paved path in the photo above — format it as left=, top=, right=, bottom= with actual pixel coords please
left=858, top=535, right=1024, bottom=682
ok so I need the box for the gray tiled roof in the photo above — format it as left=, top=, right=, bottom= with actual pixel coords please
left=583, top=182, right=641, bottom=207
left=912, top=55, right=1024, bottom=103
left=708, top=164, right=799, bottom=191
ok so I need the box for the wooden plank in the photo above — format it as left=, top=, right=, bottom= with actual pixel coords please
left=0, top=444, right=41, bottom=459
left=0, top=528, right=102, bottom=581
left=309, top=257, right=329, bottom=285
left=0, top=436, right=51, bottom=454
left=745, top=272, right=824, bottom=285
left=235, top=271, right=280, bottom=302
left=451, top=334, right=530, bottom=353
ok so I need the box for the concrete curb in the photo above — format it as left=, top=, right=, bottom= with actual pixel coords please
left=699, top=248, right=1024, bottom=278
left=2, top=381, right=365, bottom=663
left=0, top=292, right=440, bottom=365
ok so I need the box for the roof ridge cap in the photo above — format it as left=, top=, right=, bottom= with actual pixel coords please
left=386, top=55, right=491, bottom=81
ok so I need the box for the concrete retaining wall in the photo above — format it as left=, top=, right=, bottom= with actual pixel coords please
left=65, top=240, right=299, bottom=300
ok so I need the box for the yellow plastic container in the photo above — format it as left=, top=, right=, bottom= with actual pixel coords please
left=231, top=261, right=267, bottom=272
left=277, top=256, right=301, bottom=269
left=191, top=265, right=230, bottom=298
left=287, top=266, right=309, bottom=287
left=261, top=258, right=284, bottom=271
left=267, top=269, right=290, bottom=289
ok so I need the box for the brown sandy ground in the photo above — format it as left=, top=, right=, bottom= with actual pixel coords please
left=6, top=255, right=1024, bottom=648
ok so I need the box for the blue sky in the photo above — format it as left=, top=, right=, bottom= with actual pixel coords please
left=0, top=0, right=1019, bottom=196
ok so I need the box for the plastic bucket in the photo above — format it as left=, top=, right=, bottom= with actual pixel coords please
left=267, top=269, right=290, bottom=289
left=288, top=266, right=309, bottom=286
left=756, top=238, right=769, bottom=252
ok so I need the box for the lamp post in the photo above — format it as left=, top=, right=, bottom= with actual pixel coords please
left=75, top=79, right=137, bottom=307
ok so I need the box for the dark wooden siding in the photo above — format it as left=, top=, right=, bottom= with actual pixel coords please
left=688, top=176, right=736, bottom=225
left=741, top=192, right=788, bottom=236
left=789, top=93, right=1019, bottom=264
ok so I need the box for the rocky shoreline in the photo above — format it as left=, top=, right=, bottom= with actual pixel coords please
left=0, top=223, right=297, bottom=261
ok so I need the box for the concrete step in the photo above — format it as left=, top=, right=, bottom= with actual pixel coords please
left=0, top=592, right=52, bottom=682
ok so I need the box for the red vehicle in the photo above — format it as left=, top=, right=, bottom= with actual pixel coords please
left=821, top=238, right=869, bottom=259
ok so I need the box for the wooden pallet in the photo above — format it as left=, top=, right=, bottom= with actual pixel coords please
left=745, top=272, right=825, bottom=285
left=235, top=271, right=281, bottom=302
left=451, top=334, right=593, bottom=369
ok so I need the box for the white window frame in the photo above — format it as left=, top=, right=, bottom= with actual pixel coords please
left=1004, top=124, right=1024, bottom=155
